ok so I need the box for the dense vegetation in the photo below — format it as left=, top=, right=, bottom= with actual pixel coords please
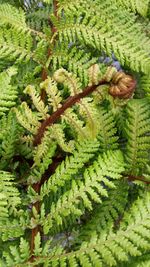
left=0, top=0, right=150, bottom=266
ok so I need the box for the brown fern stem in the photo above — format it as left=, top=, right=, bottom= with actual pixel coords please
left=34, top=79, right=108, bottom=146
left=127, top=174, right=150, bottom=185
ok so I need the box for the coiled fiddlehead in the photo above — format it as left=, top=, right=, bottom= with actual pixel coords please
left=105, top=67, right=136, bottom=99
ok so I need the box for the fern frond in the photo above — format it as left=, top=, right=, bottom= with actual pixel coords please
left=78, top=97, right=100, bottom=139
left=140, top=74, right=150, bottom=96
left=50, top=124, right=75, bottom=153
left=24, top=85, right=49, bottom=119
left=54, top=68, right=82, bottom=95
left=28, top=139, right=57, bottom=184
left=124, top=98, right=150, bottom=174
left=57, top=1, right=150, bottom=74
left=0, top=67, right=18, bottom=116
left=0, top=3, right=27, bottom=28
left=62, top=108, right=86, bottom=139
left=0, top=112, right=20, bottom=169
left=40, top=139, right=100, bottom=199
left=120, top=190, right=150, bottom=230
left=40, top=77, right=62, bottom=112
left=0, top=26, right=33, bottom=64
left=26, top=6, right=51, bottom=31
left=51, top=46, right=97, bottom=85
left=115, top=0, right=150, bottom=17
left=14, top=102, right=41, bottom=134
left=37, top=191, right=150, bottom=267
left=98, top=107, right=119, bottom=152
left=78, top=181, right=129, bottom=242
left=3, top=237, right=30, bottom=266
left=42, top=150, right=124, bottom=234
left=0, top=171, right=21, bottom=220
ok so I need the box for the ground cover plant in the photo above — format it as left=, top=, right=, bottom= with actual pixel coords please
left=0, top=0, right=150, bottom=266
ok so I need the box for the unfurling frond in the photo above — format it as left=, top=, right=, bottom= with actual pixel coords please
left=24, top=85, right=48, bottom=119
left=40, top=77, right=62, bottom=111
left=14, top=102, right=41, bottom=134
left=51, top=46, right=97, bottom=85
left=54, top=68, right=82, bottom=95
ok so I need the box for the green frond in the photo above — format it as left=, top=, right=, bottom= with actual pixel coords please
left=0, top=3, right=27, bottom=28
left=98, top=107, right=119, bottom=152
left=140, top=74, right=150, bottom=96
left=0, top=112, right=20, bottom=169
left=3, top=237, right=30, bottom=266
left=124, top=98, right=150, bottom=174
left=26, top=6, right=51, bottom=31
left=0, top=171, right=21, bottom=220
left=78, top=181, right=129, bottom=242
left=50, top=124, right=75, bottom=153
left=50, top=46, right=97, bottom=85
left=120, top=190, right=150, bottom=230
left=40, top=139, right=100, bottom=199
left=41, top=150, right=125, bottom=234
left=57, top=1, right=150, bottom=74
left=0, top=1, right=150, bottom=266
left=36, top=191, right=150, bottom=267
left=57, top=0, right=86, bottom=13
left=0, top=67, right=18, bottom=116
left=115, top=0, right=150, bottom=17
left=28, top=139, right=57, bottom=184
left=0, top=26, right=33, bottom=65
left=78, top=97, right=100, bottom=139
left=62, top=108, right=86, bottom=139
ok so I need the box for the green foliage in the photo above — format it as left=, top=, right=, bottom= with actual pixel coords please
left=0, top=1, right=150, bottom=267
left=115, top=0, right=150, bottom=17
left=0, top=67, right=18, bottom=116
left=125, top=98, right=150, bottom=175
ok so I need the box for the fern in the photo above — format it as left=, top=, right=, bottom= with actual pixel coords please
left=78, top=181, right=129, bottom=242
left=0, top=67, right=18, bottom=116
left=124, top=98, right=150, bottom=174
left=115, top=0, right=150, bottom=17
left=0, top=3, right=27, bottom=28
left=0, top=1, right=150, bottom=266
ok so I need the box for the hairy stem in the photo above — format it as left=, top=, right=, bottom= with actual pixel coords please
left=34, top=79, right=107, bottom=146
